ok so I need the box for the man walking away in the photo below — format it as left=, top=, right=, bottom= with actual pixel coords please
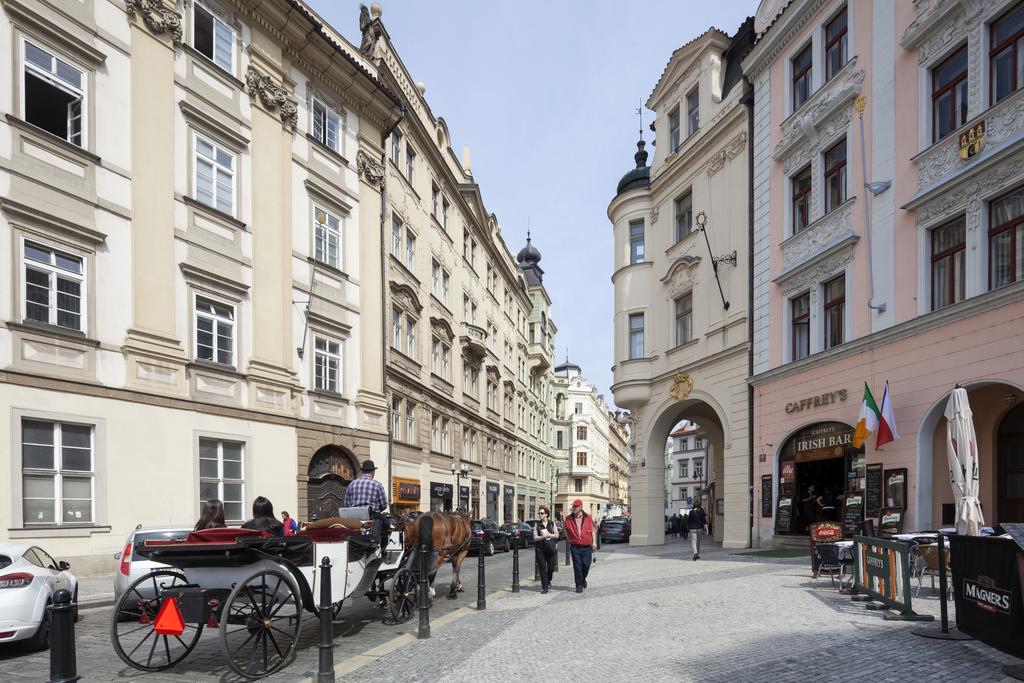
left=688, top=501, right=708, bottom=560
left=565, top=499, right=596, bottom=592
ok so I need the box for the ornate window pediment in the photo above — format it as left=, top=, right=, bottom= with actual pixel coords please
left=390, top=281, right=422, bottom=314
left=780, top=198, right=856, bottom=271
left=660, top=255, right=701, bottom=297
left=430, top=316, right=454, bottom=342
left=773, top=59, right=864, bottom=162
left=774, top=238, right=857, bottom=297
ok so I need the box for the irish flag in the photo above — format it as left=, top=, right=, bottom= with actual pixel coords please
left=852, top=383, right=879, bottom=449
left=876, top=381, right=900, bottom=448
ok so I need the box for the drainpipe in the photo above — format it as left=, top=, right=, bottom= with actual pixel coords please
left=855, top=96, right=889, bottom=314
left=742, top=78, right=755, bottom=549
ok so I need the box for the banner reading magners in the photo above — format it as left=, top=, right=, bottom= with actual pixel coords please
left=950, top=536, right=1024, bottom=658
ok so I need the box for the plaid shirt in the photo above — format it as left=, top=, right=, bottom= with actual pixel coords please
left=344, top=474, right=388, bottom=513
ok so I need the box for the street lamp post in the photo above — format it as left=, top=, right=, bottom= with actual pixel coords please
left=451, top=462, right=470, bottom=513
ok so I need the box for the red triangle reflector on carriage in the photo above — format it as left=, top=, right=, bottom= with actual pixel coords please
left=153, top=597, right=185, bottom=636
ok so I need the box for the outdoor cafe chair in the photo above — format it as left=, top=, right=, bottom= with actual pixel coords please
left=913, top=543, right=952, bottom=599
left=813, top=543, right=853, bottom=588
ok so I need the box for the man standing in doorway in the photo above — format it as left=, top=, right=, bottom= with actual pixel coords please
left=565, top=499, right=596, bottom=593
left=687, top=500, right=708, bottom=560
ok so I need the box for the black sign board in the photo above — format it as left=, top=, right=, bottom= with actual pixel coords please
left=775, top=496, right=794, bottom=532
left=503, top=485, right=515, bottom=498
left=398, top=482, right=421, bottom=501
left=883, top=467, right=908, bottom=510
left=486, top=483, right=499, bottom=495
left=877, top=508, right=904, bottom=539
left=950, top=536, right=1024, bottom=658
left=430, top=482, right=452, bottom=498
left=761, top=475, right=772, bottom=518
left=865, top=464, right=883, bottom=518
left=842, top=492, right=864, bottom=535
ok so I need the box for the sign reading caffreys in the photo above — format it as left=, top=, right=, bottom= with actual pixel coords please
left=785, top=389, right=848, bottom=413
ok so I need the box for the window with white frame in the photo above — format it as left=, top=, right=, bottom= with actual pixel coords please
left=990, top=185, right=1024, bottom=289
left=693, top=458, right=704, bottom=480
left=21, top=418, right=93, bottom=526
left=824, top=8, right=848, bottom=82
left=791, top=292, right=810, bottom=361
left=391, top=397, right=401, bottom=436
left=442, top=269, right=450, bottom=305
left=431, top=412, right=440, bottom=451
left=390, top=130, right=401, bottom=165
left=629, top=220, right=645, bottom=264
left=391, top=215, right=402, bottom=260
left=405, top=229, right=416, bottom=271
left=194, top=133, right=235, bottom=215
left=314, top=206, right=342, bottom=269
left=193, top=2, right=234, bottom=73
left=405, top=401, right=416, bottom=444
left=678, top=459, right=689, bottom=478
left=431, top=259, right=440, bottom=297
left=391, top=306, right=402, bottom=350
left=674, top=293, right=692, bottom=347
left=686, top=87, right=700, bottom=135
left=194, top=295, right=235, bottom=365
left=669, top=106, right=681, bottom=153
left=199, top=438, right=244, bottom=523
left=792, top=43, right=813, bottom=111
left=823, top=274, right=846, bottom=350
left=930, top=217, right=966, bottom=310
left=313, top=335, right=341, bottom=393
left=23, top=240, right=85, bottom=331
left=441, top=416, right=450, bottom=453
left=991, top=3, right=1024, bottom=104
left=406, top=314, right=417, bottom=359
left=674, top=191, right=693, bottom=242
left=628, top=312, right=645, bottom=359
left=792, top=165, right=812, bottom=233
left=823, top=138, right=847, bottom=214
left=311, top=98, right=343, bottom=154
left=22, top=40, right=85, bottom=147
left=405, top=146, right=415, bottom=184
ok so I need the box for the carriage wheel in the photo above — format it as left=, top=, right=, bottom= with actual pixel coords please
left=389, top=568, right=417, bottom=623
left=110, top=570, right=203, bottom=671
left=220, top=568, right=302, bottom=680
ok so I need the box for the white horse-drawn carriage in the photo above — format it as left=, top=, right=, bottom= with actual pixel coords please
left=110, top=509, right=418, bottom=679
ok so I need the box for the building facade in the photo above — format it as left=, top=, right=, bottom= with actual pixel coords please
left=361, top=8, right=559, bottom=522
left=667, top=423, right=709, bottom=514
left=552, top=361, right=611, bottom=520
left=607, top=412, right=630, bottom=517
left=745, top=0, right=1024, bottom=546
left=609, top=22, right=755, bottom=547
left=0, top=0, right=398, bottom=572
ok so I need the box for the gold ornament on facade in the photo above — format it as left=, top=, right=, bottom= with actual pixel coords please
left=669, top=373, right=694, bottom=401
left=853, top=95, right=867, bottom=114
left=959, top=121, right=985, bottom=160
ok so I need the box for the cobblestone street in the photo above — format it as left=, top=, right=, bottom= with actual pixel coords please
left=1, top=538, right=1019, bottom=681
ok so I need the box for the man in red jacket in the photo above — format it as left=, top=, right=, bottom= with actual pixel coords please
left=565, top=499, right=596, bottom=593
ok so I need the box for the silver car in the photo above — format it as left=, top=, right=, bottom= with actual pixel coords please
left=113, top=526, right=191, bottom=601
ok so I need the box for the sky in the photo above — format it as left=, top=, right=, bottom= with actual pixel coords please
left=308, top=0, right=755, bottom=402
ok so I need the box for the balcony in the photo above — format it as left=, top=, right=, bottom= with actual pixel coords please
left=528, top=340, right=550, bottom=373
left=459, top=322, right=488, bottom=359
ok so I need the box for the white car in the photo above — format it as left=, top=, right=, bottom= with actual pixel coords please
left=113, top=526, right=191, bottom=602
left=0, top=543, right=77, bottom=649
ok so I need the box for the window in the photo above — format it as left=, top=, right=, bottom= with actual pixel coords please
left=791, top=292, right=810, bottom=361
left=405, top=230, right=416, bottom=271
left=314, top=206, right=341, bottom=269
left=575, top=402, right=583, bottom=415
left=431, top=259, right=440, bottom=297
left=431, top=185, right=440, bottom=217
left=693, top=458, right=704, bottom=480
left=669, top=107, right=681, bottom=153
left=823, top=139, right=847, bottom=213
left=391, top=397, right=401, bottom=436
left=431, top=413, right=440, bottom=451
left=442, top=198, right=450, bottom=230
left=22, top=40, right=85, bottom=147
left=406, top=315, right=416, bottom=359
left=577, top=426, right=587, bottom=440
left=823, top=275, right=845, bottom=350
left=405, top=401, right=416, bottom=444
left=932, top=46, right=968, bottom=142
left=824, top=9, right=848, bottom=82
left=442, top=343, right=451, bottom=380
left=791, top=166, right=812, bottom=233
left=628, top=312, right=645, bottom=359
left=792, top=43, right=813, bottom=111
left=556, top=431, right=564, bottom=449
left=391, top=216, right=402, bottom=259
left=195, top=295, right=234, bottom=365
left=686, top=88, right=700, bottom=135
left=931, top=217, right=966, bottom=310
left=442, top=269, right=450, bottom=305
left=487, top=376, right=498, bottom=412
left=199, top=438, right=244, bottom=523
left=679, top=460, right=688, bottom=478
left=574, top=478, right=583, bottom=493
left=313, top=336, right=341, bottom=393
left=193, top=2, right=234, bottom=73
left=21, top=419, right=93, bottom=526
left=390, top=131, right=401, bottom=165
left=22, top=241, right=84, bottom=331
left=194, top=133, right=235, bottom=215
left=674, top=293, right=693, bottom=347
left=441, top=417, right=451, bottom=453
left=991, top=3, right=1024, bottom=104
left=629, top=220, right=645, bottom=264
left=576, top=452, right=587, bottom=466
left=674, top=192, right=693, bottom=242
left=405, top=146, right=415, bottom=184
left=311, top=98, right=342, bottom=153
left=990, top=185, right=1024, bottom=289
left=391, top=306, right=402, bottom=350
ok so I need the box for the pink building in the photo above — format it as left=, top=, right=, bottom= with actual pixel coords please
left=744, top=0, right=1024, bottom=546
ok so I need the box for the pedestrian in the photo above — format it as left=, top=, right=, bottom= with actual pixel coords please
left=242, top=496, right=285, bottom=536
left=687, top=500, right=708, bottom=560
left=533, top=506, right=558, bottom=594
left=281, top=510, right=299, bottom=536
left=816, top=487, right=838, bottom=522
left=343, top=460, right=389, bottom=513
left=564, top=499, right=596, bottom=593
left=194, top=499, right=226, bottom=530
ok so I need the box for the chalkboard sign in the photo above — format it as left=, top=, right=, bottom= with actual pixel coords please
left=775, top=496, right=794, bottom=532
left=865, top=464, right=883, bottom=518
left=842, top=491, right=864, bottom=535
left=761, top=475, right=773, bottom=518
left=878, top=508, right=905, bottom=539
left=884, top=468, right=908, bottom=510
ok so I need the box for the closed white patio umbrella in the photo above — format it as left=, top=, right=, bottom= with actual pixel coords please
left=944, top=387, right=984, bottom=536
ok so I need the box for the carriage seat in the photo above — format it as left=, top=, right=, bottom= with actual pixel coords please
left=143, top=527, right=270, bottom=549
left=296, top=526, right=361, bottom=542
left=336, top=506, right=371, bottom=521
left=304, top=517, right=363, bottom=530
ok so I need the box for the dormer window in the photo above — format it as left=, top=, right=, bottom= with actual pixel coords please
left=686, top=88, right=699, bottom=135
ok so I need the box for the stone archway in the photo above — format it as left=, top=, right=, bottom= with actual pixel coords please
left=307, top=445, right=359, bottom=521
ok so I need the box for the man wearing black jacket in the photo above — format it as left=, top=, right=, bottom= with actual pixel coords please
left=687, top=501, right=708, bottom=560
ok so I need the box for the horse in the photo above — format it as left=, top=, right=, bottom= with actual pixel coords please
left=402, top=510, right=471, bottom=600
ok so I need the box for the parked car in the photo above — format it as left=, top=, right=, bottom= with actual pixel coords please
left=0, top=543, right=78, bottom=649
left=469, top=519, right=512, bottom=556
left=601, top=519, right=632, bottom=543
left=501, top=522, right=535, bottom=548
left=113, top=526, right=191, bottom=602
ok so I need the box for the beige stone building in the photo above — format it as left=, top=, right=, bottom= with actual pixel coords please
left=361, top=8, right=559, bottom=522
left=607, top=412, right=630, bottom=517
left=608, top=22, right=756, bottom=548
left=551, top=361, right=611, bottom=520
left=0, top=0, right=399, bottom=571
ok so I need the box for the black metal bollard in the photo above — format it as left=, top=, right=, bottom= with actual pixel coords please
left=937, top=532, right=950, bottom=633
left=49, top=588, right=78, bottom=683
left=477, top=538, right=486, bottom=610
left=317, top=557, right=334, bottom=683
left=565, top=533, right=570, bottom=566
left=534, top=546, right=540, bottom=582
left=417, top=516, right=432, bottom=639
left=512, top=535, right=520, bottom=593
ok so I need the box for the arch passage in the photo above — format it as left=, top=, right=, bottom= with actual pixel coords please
left=307, top=445, right=359, bottom=520
left=998, top=403, right=1024, bottom=522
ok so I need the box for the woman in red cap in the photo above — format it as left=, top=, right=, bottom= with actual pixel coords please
left=564, top=499, right=596, bottom=592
